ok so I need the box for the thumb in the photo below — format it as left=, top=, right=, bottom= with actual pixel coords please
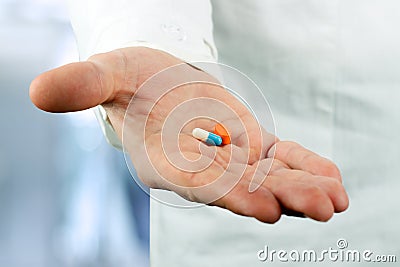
left=29, top=47, right=185, bottom=113
left=30, top=56, right=118, bottom=113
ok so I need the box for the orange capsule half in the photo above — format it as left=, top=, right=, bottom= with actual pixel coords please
left=213, top=123, right=231, bottom=145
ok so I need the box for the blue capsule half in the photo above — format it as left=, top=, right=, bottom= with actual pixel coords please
left=192, top=128, right=223, bottom=146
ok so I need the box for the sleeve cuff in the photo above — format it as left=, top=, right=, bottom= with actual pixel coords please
left=93, top=105, right=123, bottom=150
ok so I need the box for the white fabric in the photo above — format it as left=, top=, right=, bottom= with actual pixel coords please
left=67, top=0, right=217, bottom=61
left=93, top=105, right=123, bottom=150
left=68, top=0, right=400, bottom=266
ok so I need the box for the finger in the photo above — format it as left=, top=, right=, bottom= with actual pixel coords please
left=29, top=52, right=123, bottom=112
left=265, top=175, right=335, bottom=221
left=248, top=158, right=274, bottom=193
left=213, top=180, right=282, bottom=224
left=268, top=141, right=342, bottom=182
left=271, top=168, right=349, bottom=213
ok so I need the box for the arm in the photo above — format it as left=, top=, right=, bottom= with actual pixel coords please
left=30, top=2, right=349, bottom=223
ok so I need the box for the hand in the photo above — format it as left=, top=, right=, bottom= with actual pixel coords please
left=30, top=47, right=348, bottom=223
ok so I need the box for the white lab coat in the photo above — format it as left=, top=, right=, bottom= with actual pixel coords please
left=68, top=0, right=400, bottom=266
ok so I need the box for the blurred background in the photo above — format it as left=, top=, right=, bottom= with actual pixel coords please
left=0, top=0, right=149, bottom=266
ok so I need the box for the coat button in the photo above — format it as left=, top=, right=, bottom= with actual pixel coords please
left=161, top=23, right=187, bottom=41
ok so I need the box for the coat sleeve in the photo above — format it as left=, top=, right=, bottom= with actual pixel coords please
left=67, top=0, right=217, bottom=62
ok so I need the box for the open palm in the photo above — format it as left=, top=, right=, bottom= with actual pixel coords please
left=30, top=47, right=348, bottom=223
